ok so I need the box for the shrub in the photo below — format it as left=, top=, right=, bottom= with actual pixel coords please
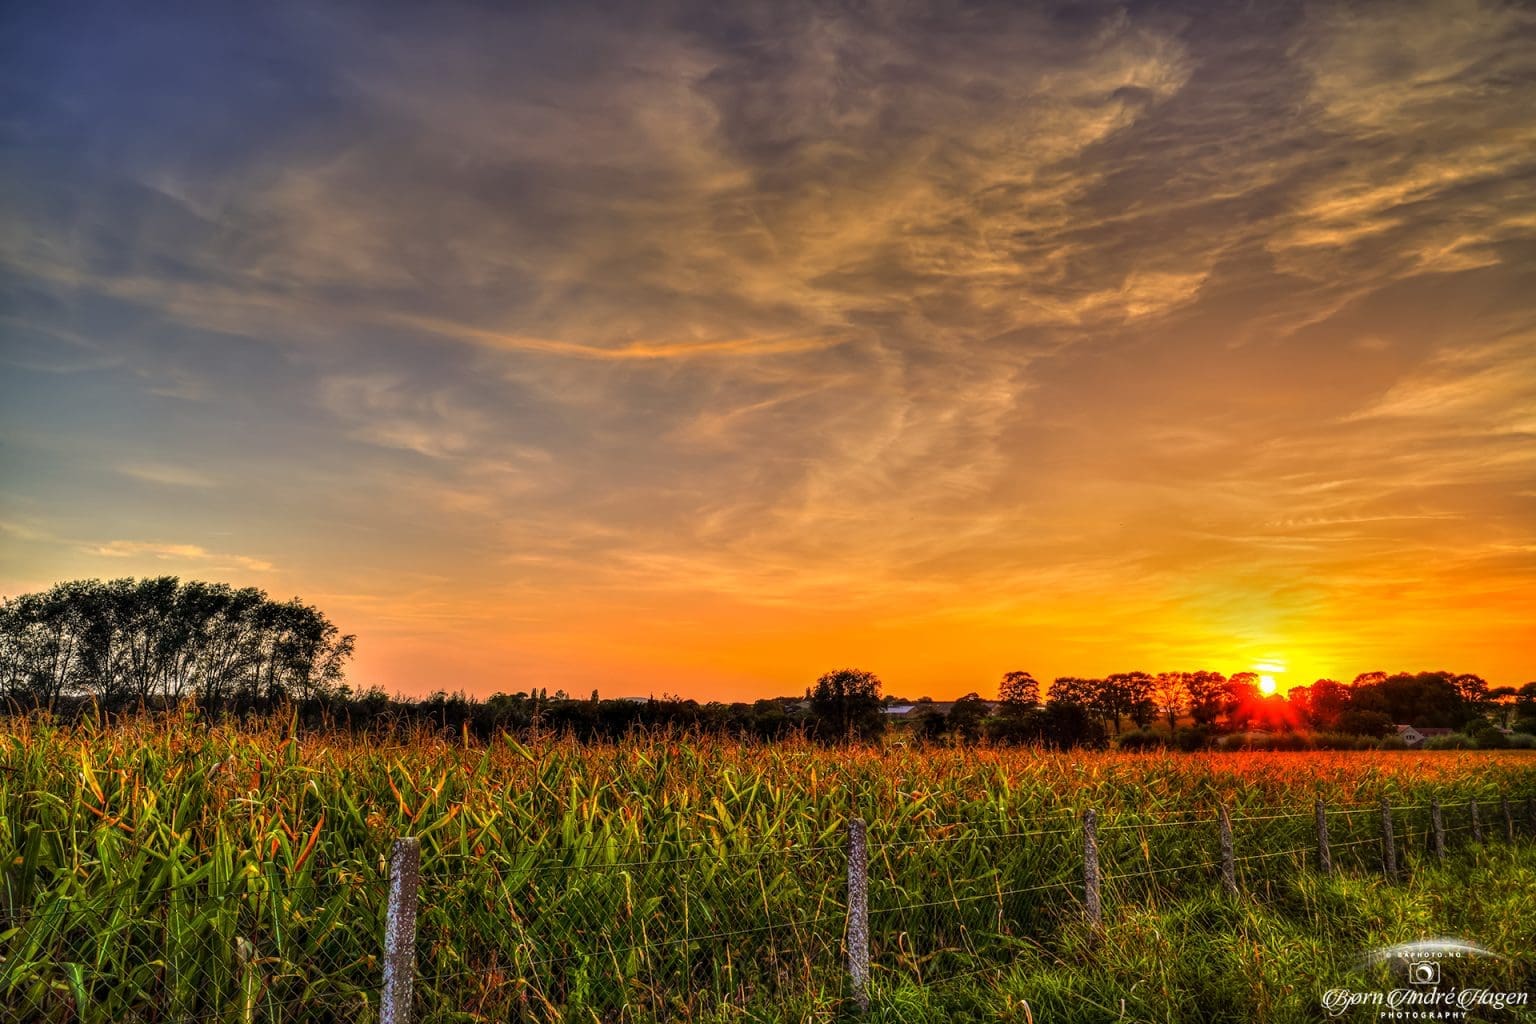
left=1173, top=725, right=1213, bottom=751
left=1474, top=729, right=1511, bottom=750
left=1117, top=729, right=1165, bottom=751
left=1377, top=734, right=1408, bottom=750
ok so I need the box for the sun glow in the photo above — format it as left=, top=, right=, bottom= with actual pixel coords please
left=1258, top=674, right=1278, bottom=695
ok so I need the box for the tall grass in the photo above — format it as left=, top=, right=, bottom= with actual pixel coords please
left=2, top=713, right=1533, bottom=1022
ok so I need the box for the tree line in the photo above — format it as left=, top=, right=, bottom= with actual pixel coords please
left=3, top=579, right=1531, bottom=747
left=0, top=578, right=354, bottom=711
left=308, top=666, right=1536, bottom=748
left=868, top=668, right=1536, bottom=750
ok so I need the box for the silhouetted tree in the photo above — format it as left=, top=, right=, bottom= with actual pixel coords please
left=1047, top=676, right=1087, bottom=705
left=1354, top=671, right=1476, bottom=729
left=809, top=667, right=885, bottom=742
left=0, top=582, right=91, bottom=707
left=998, top=670, right=1039, bottom=709
left=1223, top=672, right=1262, bottom=729
left=912, top=706, right=949, bottom=745
left=946, top=692, right=991, bottom=744
left=1151, top=672, right=1186, bottom=731
left=1094, top=672, right=1155, bottom=734
left=1488, top=686, right=1517, bottom=727
left=1183, top=670, right=1227, bottom=725
left=1039, top=698, right=1107, bottom=749
left=1305, top=679, right=1351, bottom=730
left=0, top=578, right=354, bottom=712
left=1121, top=672, right=1157, bottom=729
left=1452, top=673, right=1490, bottom=710
left=1047, top=676, right=1096, bottom=719
left=991, top=670, right=1041, bottom=744
left=1516, top=682, right=1536, bottom=717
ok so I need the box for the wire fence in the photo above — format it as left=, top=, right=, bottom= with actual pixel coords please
left=3, top=795, right=1534, bottom=1023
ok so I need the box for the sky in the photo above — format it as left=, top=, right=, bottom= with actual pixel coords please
left=2, top=0, right=1534, bottom=701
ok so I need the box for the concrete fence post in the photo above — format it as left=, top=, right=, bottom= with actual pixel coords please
left=846, top=817, right=869, bottom=1014
left=1218, top=804, right=1237, bottom=897
left=236, top=936, right=257, bottom=1024
left=1380, top=798, right=1397, bottom=881
left=1315, top=799, right=1331, bottom=875
left=1430, top=799, right=1446, bottom=864
left=382, top=836, right=421, bottom=1024
left=1083, top=809, right=1102, bottom=929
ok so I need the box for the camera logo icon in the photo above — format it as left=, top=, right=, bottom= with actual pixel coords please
left=1408, top=961, right=1441, bottom=985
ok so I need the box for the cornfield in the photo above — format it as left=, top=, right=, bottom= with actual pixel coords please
left=2, top=713, right=1534, bottom=1023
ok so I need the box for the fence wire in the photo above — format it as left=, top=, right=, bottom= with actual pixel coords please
left=3, top=794, right=1532, bottom=1023
left=1, top=878, right=383, bottom=1023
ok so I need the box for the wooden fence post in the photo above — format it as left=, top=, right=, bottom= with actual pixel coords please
left=382, top=837, right=421, bottom=1024
left=1501, top=797, right=1515, bottom=844
left=1380, top=798, right=1397, bottom=881
left=1218, top=804, right=1237, bottom=897
left=846, top=817, right=869, bottom=1014
left=1430, top=799, right=1446, bottom=864
left=1470, top=801, right=1483, bottom=844
left=1527, top=796, right=1536, bottom=837
left=1083, top=809, right=1102, bottom=929
left=1315, top=799, right=1331, bottom=874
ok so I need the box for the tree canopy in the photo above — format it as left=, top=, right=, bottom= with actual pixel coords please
left=0, top=578, right=354, bottom=711
left=808, top=667, right=885, bottom=742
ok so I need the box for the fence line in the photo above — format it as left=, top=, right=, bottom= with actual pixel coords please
left=6, top=797, right=1518, bottom=914
left=5, top=793, right=1533, bottom=1023
left=0, top=875, right=381, bottom=931
left=354, top=797, right=1512, bottom=875
left=870, top=878, right=1070, bottom=914
left=412, top=905, right=848, bottom=988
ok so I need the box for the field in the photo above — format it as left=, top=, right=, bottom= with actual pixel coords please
left=2, top=714, right=1535, bottom=1023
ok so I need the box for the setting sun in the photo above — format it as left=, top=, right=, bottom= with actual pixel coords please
left=1258, top=675, right=1278, bottom=695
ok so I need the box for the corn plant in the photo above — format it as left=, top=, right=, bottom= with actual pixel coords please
left=2, top=714, right=1533, bottom=1022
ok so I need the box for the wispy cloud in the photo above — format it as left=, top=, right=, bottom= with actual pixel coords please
left=4, top=0, right=1534, bottom=694
left=89, top=540, right=211, bottom=560
left=117, top=461, right=216, bottom=488
left=86, top=541, right=273, bottom=573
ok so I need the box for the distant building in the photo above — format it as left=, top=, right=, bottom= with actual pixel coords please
left=882, top=700, right=999, bottom=719
left=1396, top=725, right=1454, bottom=748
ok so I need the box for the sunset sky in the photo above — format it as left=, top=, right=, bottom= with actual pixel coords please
left=3, top=0, right=1533, bottom=700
